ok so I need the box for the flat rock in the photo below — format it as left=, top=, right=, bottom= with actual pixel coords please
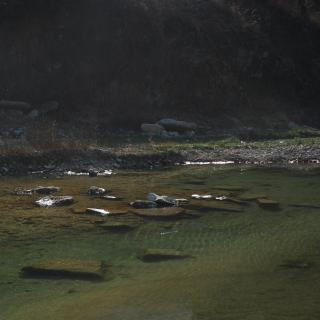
left=21, top=259, right=106, bottom=280
left=130, top=207, right=186, bottom=218
left=88, top=186, right=107, bottom=196
left=257, top=198, right=280, bottom=209
left=139, top=248, right=191, bottom=262
left=130, top=200, right=157, bottom=209
left=35, top=196, right=74, bottom=207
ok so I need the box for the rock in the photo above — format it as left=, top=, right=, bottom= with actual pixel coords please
left=130, top=200, right=157, bottom=209
left=88, top=169, right=98, bottom=177
left=257, top=198, right=280, bottom=210
left=0, top=100, right=32, bottom=111
left=141, top=123, right=166, bottom=136
left=101, top=195, right=122, bottom=201
left=88, top=186, right=107, bottom=196
left=130, top=207, right=186, bottom=218
left=191, top=194, right=213, bottom=200
left=215, top=196, right=249, bottom=206
left=21, top=259, right=106, bottom=280
left=86, top=208, right=110, bottom=217
left=35, top=196, right=74, bottom=207
left=157, top=118, right=196, bottom=133
left=147, top=193, right=175, bottom=207
left=97, top=170, right=113, bottom=176
left=99, top=221, right=136, bottom=232
left=138, top=249, right=191, bottom=262
left=32, top=186, right=60, bottom=195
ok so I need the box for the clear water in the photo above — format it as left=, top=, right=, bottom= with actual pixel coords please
left=1, top=166, right=320, bottom=320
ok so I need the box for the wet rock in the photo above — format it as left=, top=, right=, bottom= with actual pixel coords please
left=35, top=196, right=74, bottom=207
left=147, top=192, right=187, bottom=207
left=130, top=200, right=157, bottom=209
left=257, top=198, right=280, bottom=210
left=88, top=186, right=107, bottom=196
left=157, top=118, right=197, bottom=133
left=86, top=208, right=110, bottom=217
left=141, top=123, right=166, bottom=136
left=138, top=248, right=191, bottom=262
left=21, top=259, right=106, bottom=281
left=32, top=186, right=60, bottom=195
left=99, top=221, right=136, bottom=232
left=101, top=195, right=122, bottom=201
left=130, top=207, right=186, bottom=218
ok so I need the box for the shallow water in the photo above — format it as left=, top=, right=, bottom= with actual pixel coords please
left=1, top=166, right=320, bottom=320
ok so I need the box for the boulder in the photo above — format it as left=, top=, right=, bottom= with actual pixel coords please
left=141, top=123, right=165, bottom=136
left=138, top=249, right=191, bottom=262
left=257, top=198, right=280, bottom=210
left=88, top=186, right=107, bottom=196
left=130, top=207, right=186, bottom=218
left=147, top=193, right=188, bottom=207
left=35, top=196, right=74, bottom=207
left=86, top=208, right=110, bottom=217
left=157, top=118, right=196, bottom=133
left=32, top=186, right=60, bottom=195
left=130, top=200, right=157, bottom=209
left=21, top=259, right=106, bottom=280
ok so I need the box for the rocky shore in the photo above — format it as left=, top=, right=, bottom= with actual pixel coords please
left=0, top=141, right=320, bottom=176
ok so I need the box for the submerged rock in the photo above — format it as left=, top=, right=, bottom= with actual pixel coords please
left=32, top=186, right=61, bottom=195
left=35, top=196, right=74, bottom=207
left=88, top=186, right=107, bottom=196
left=99, top=221, right=136, bottom=232
left=289, top=203, right=320, bottom=209
left=130, top=200, right=157, bottom=209
left=21, top=259, right=106, bottom=280
left=257, top=198, right=280, bottom=210
left=238, top=193, right=267, bottom=201
left=86, top=208, right=110, bottom=217
left=130, top=207, right=186, bottom=218
left=138, top=248, right=191, bottom=262
left=279, top=260, right=312, bottom=269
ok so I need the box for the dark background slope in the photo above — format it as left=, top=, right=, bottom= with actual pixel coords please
left=0, top=0, right=319, bottom=130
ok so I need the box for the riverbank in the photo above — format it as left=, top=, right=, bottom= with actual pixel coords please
left=1, top=132, right=320, bottom=176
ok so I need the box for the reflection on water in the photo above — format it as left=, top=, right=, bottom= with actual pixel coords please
left=0, top=166, right=320, bottom=319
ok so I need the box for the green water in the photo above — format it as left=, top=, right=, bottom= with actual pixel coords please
left=1, top=166, right=320, bottom=320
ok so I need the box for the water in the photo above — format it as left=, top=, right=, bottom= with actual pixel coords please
left=1, top=166, right=320, bottom=319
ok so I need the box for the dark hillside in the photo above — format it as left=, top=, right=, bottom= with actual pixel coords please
left=0, top=0, right=319, bottom=130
